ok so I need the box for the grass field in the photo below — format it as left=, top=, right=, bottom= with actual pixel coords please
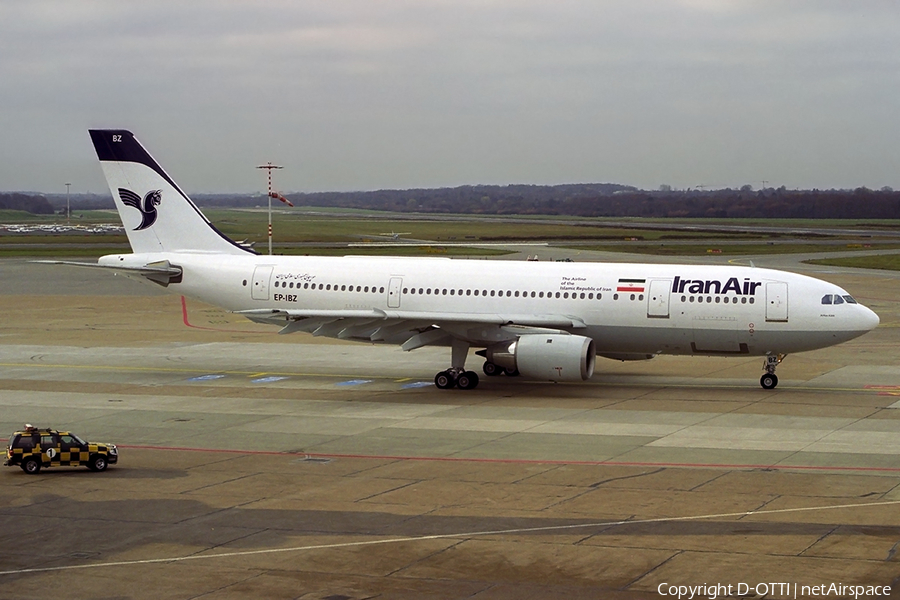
left=4, top=208, right=900, bottom=262
left=203, top=209, right=774, bottom=244
left=805, top=254, right=900, bottom=271
left=564, top=243, right=900, bottom=256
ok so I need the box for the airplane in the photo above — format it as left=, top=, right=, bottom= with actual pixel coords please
left=378, top=231, right=412, bottom=240
left=45, top=129, right=880, bottom=391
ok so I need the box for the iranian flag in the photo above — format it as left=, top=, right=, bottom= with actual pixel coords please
left=617, top=278, right=646, bottom=292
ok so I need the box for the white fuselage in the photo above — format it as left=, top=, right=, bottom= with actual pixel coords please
left=100, top=252, right=879, bottom=358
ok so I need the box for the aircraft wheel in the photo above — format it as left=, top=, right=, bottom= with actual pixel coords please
left=760, top=373, right=778, bottom=390
left=435, top=370, right=457, bottom=389
left=503, top=367, right=520, bottom=377
left=482, top=361, right=501, bottom=377
left=457, top=371, right=479, bottom=390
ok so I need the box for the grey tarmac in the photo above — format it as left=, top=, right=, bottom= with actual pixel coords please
left=1, top=255, right=899, bottom=599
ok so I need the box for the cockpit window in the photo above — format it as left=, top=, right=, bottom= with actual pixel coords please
left=843, top=295, right=858, bottom=304
left=833, top=295, right=844, bottom=304
left=821, top=295, right=832, bottom=305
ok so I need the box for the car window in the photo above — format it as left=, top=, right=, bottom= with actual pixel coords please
left=60, top=435, right=79, bottom=445
left=16, top=434, right=38, bottom=450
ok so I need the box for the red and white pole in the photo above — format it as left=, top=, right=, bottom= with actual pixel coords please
left=256, top=162, right=283, bottom=256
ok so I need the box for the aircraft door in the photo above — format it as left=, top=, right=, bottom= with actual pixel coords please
left=765, top=282, right=788, bottom=322
left=387, top=277, right=403, bottom=308
left=647, top=280, right=671, bottom=318
left=251, top=266, right=274, bottom=301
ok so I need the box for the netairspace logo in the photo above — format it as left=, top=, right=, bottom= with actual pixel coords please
left=657, top=582, right=892, bottom=599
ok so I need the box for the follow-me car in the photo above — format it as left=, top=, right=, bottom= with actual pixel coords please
left=5, top=425, right=118, bottom=474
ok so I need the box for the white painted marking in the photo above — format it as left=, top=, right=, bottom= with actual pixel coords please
left=1, top=499, right=898, bottom=577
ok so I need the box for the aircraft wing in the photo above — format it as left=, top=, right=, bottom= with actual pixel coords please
left=234, top=308, right=586, bottom=350
left=236, top=308, right=585, bottom=329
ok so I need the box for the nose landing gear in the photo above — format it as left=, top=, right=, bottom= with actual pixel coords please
left=760, top=353, right=786, bottom=390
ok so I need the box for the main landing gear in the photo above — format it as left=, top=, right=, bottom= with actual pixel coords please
left=435, top=368, right=479, bottom=390
left=760, top=353, right=786, bottom=390
left=482, top=361, right=519, bottom=377
left=434, top=339, right=480, bottom=390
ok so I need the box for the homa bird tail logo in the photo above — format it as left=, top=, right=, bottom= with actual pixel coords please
left=118, top=188, right=161, bottom=230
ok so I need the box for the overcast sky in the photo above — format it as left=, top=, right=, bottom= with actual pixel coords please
left=1, top=1, right=898, bottom=194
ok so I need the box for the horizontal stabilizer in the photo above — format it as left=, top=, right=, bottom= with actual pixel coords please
left=33, top=259, right=183, bottom=286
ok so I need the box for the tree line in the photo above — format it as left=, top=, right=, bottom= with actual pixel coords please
left=0, top=193, right=54, bottom=214
left=9, top=184, right=900, bottom=220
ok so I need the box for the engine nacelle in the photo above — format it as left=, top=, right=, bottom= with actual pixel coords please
left=485, top=334, right=596, bottom=381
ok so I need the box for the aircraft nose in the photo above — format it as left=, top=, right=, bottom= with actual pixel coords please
left=861, top=305, right=880, bottom=331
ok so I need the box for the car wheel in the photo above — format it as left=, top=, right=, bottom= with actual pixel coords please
left=22, top=458, right=41, bottom=474
left=89, top=454, right=108, bottom=472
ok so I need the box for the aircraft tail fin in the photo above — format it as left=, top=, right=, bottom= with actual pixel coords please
left=89, top=130, right=254, bottom=255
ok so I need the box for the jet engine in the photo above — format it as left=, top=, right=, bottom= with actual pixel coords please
left=484, top=334, right=596, bottom=381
